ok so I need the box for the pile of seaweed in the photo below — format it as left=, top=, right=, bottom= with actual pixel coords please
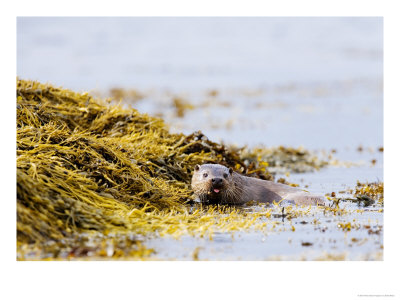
left=349, top=181, right=384, bottom=206
left=239, top=146, right=329, bottom=174
left=17, top=79, right=276, bottom=258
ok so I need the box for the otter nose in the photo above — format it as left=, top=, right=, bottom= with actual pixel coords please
left=212, top=178, right=223, bottom=185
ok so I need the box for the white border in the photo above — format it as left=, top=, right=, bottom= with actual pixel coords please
left=2, top=1, right=399, bottom=300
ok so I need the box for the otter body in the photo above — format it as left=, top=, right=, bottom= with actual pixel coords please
left=191, top=164, right=325, bottom=206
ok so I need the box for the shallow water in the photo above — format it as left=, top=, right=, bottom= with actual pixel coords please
left=141, top=142, right=383, bottom=260
left=145, top=207, right=383, bottom=260
left=17, top=17, right=383, bottom=260
left=144, top=159, right=383, bottom=260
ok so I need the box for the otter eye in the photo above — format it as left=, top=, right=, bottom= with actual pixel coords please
left=203, top=173, right=208, bottom=178
left=223, top=173, right=228, bottom=178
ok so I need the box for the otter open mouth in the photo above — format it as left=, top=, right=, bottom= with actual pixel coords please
left=209, top=187, right=223, bottom=196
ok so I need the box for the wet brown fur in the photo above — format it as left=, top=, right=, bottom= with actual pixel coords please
left=191, top=164, right=325, bottom=206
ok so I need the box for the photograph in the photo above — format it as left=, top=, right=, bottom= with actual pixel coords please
left=16, top=17, right=384, bottom=261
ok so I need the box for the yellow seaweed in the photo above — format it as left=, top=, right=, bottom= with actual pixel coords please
left=16, top=79, right=281, bottom=259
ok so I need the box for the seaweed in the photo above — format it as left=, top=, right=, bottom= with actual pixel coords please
left=337, top=181, right=384, bottom=206
left=16, top=79, right=277, bottom=259
left=18, top=79, right=375, bottom=260
left=354, top=181, right=384, bottom=205
left=239, top=146, right=329, bottom=174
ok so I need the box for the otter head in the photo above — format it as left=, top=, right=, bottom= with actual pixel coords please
left=191, top=164, right=234, bottom=204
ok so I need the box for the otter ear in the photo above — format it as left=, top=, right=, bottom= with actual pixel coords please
left=229, top=167, right=233, bottom=174
left=194, top=164, right=201, bottom=172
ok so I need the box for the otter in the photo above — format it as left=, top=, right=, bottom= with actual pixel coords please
left=191, top=164, right=325, bottom=206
